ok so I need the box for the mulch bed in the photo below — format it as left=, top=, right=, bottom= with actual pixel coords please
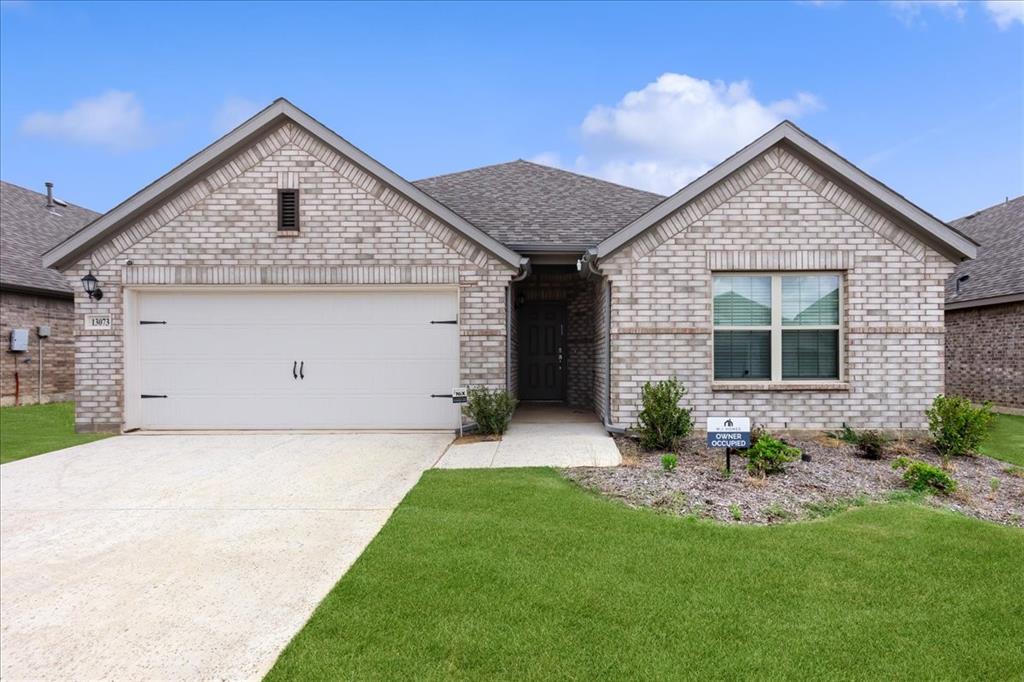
left=563, top=434, right=1024, bottom=527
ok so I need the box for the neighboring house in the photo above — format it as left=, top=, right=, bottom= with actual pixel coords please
left=42, top=99, right=976, bottom=433
left=944, top=196, right=1023, bottom=410
left=1, top=181, right=99, bottom=406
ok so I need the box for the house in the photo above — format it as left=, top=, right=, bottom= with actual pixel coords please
left=1, top=181, right=99, bottom=406
left=944, top=196, right=1023, bottom=411
left=42, top=99, right=976, bottom=433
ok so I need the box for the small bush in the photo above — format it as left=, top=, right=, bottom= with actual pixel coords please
left=729, top=504, right=742, bottom=521
left=745, top=436, right=801, bottom=476
left=828, top=424, right=861, bottom=444
left=892, top=458, right=957, bottom=495
left=857, top=430, right=889, bottom=460
left=661, top=454, right=678, bottom=472
left=465, top=387, right=517, bottom=435
left=926, top=395, right=993, bottom=458
left=635, top=379, right=693, bottom=450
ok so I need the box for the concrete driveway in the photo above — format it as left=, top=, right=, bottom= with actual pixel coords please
left=0, top=432, right=449, bottom=681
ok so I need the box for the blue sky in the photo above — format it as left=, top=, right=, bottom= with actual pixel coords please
left=1, top=0, right=1021, bottom=221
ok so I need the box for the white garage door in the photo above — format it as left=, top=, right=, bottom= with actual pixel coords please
left=132, top=290, right=460, bottom=429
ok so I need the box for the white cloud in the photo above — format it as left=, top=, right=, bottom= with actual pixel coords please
left=21, top=90, right=153, bottom=151
left=984, top=0, right=1024, bottom=28
left=539, top=73, right=822, bottom=195
left=886, top=1, right=965, bottom=25
left=213, top=96, right=263, bottom=134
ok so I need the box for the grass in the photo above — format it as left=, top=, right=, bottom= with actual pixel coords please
left=267, top=469, right=1024, bottom=681
left=0, top=402, right=113, bottom=464
left=978, top=413, right=1024, bottom=466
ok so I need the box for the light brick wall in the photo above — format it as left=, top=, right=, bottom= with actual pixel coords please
left=601, top=145, right=956, bottom=431
left=0, top=291, right=75, bottom=406
left=65, top=122, right=515, bottom=431
left=945, top=302, right=1024, bottom=409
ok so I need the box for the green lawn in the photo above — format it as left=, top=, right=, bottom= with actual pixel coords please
left=979, top=413, right=1024, bottom=466
left=267, top=469, right=1024, bottom=681
left=0, top=402, right=113, bottom=464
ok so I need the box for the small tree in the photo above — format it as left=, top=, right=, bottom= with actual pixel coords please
left=635, top=379, right=693, bottom=450
left=926, top=395, right=992, bottom=459
left=465, top=387, right=517, bottom=435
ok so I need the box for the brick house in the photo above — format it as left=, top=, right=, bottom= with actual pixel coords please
left=42, top=99, right=976, bottom=433
left=944, top=196, right=1023, bottom=411
left=1, top=181, right=99, bottom=406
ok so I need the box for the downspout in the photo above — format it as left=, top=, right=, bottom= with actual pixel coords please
left=582, top=249, right=627, bottom=435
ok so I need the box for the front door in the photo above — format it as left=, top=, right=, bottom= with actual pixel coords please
left=518, top=302, right=565, bottom=401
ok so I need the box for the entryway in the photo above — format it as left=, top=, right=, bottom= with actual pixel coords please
left=518, top=301, right=566, bottom=401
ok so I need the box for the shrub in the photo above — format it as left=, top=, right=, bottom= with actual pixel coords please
left=465, top=387, right=517, bottom=435
left=635, top=379, right=693, bottom=450
left=828, top=424, right=861, bottom=444
left=925, top=395, right=993, bottom=458
left=857, top=430, right=889, bottom=460
left=661, top=454, right=678, bottom=471
left=729, top=504, right=742, bottom=521
left=892, top=458, right=957, bottom=495
left=745, top=436, right=801, bottom=476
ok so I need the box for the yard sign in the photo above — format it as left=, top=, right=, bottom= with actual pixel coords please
left=706, top=417, right=751, bottom=449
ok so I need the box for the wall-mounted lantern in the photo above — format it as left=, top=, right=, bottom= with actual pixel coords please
left=81, top=272, right=103, bottom=301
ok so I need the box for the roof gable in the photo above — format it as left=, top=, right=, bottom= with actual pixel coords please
left=592, top=121, right=977, bottom=263
left=946, top=195, right=1024, bottom=308
left=43, top=99, right=524, bottom=270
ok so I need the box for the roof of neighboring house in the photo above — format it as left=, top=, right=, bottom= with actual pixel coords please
left=413, top=160, right=665, bottom=249
left=1, top=181, right=100, bottom=297
left=945, top=195, right=1024, bottom=309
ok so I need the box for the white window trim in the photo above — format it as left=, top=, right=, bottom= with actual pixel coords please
left=712, top=271, right=844, bottom=384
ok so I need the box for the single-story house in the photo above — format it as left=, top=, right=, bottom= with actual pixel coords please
left=42, top=99, right=977, bottom=433
left=944, top=196, right=1023, bottom=411
left=1, top=181, right=99, bottom=406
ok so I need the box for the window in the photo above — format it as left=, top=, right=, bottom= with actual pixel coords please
left=713, top=273, right=841, bottom=382
left=278, top=189, right=299, bottom=231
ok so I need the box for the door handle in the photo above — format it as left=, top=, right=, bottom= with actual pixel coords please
left=299, top=361, right=304, bottom=380
left=293, top=361, right=298, bottom=380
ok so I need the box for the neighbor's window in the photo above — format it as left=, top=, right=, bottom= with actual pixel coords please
left=278, top=189, right=299, bottom=231
left=713, top=273, right=841, bottom=382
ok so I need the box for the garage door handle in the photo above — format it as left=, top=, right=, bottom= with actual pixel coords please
left=293, top=361, right=298, bottom=380
left=299, top=361, right=304, bottom=380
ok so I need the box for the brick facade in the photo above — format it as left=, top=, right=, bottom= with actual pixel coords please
left=0, top=291, right=75, bottom=406
left=600, top=145, right=956, bottom=431
left=945, top=302, right=1024, bottom=409
left=65, top=122, right=516, bottom=431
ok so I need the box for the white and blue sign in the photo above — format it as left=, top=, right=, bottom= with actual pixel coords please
left=706, top=416, right=751, bottom=449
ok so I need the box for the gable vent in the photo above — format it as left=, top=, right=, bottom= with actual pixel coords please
left=278, top=189, right=299, bottom=231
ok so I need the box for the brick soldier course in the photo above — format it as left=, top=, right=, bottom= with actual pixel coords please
left=42, top=99, right=977, bottom=433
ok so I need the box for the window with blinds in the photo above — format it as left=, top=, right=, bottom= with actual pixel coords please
left=713, top=273, right=841, bottom=382
left=278, top=189, right=299, bottom=231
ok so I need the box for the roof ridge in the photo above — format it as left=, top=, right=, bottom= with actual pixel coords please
left=0, top=179, right=100, bottom=216
left=412, top=160, right=527, bottom=184
left=952, top=194, right=1024, bottom=223
left=510, top=159, right=666, bottom=197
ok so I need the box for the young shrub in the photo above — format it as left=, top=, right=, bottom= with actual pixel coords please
left=894, top=459, right=958, bottom=495
left=827, top=424, right=860, bottom=444
left=661, top=454, right=678, bottom=472
left=745, top=436, right=801, bottom=476
left=465, top=387, right=517, bottom=435
left=925, top=395, right=993, bottom=458
left=729, top=504, right=742, bottom=521
left=635, top=379, right=693, bottom=451
left=857, top=430, right=889, bottom=460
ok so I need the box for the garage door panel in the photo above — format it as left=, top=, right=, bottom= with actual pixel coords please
left=135, top=290, right=460, bottom=430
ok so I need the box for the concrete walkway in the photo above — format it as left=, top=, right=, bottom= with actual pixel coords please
left=0, top=432, right=449, bottom=681
left=436, top=404, right=621, bottom=469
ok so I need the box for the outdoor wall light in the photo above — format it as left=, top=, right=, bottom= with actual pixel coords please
left=81, top=272, right=103, bottom=301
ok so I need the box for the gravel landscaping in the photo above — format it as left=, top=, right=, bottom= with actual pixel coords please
left=564, top=434, right=1024, bottom=527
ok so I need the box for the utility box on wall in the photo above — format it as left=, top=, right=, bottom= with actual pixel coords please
left=9, top=328, right=29, bottom=352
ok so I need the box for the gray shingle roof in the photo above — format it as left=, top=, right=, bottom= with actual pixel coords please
left=946, top=195, right=1024, bottom=306
left=1, top=181, right=100, bottom=296
left=413, top=160, right=664, bottom=249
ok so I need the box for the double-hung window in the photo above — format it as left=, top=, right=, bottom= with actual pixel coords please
left=713, top=273, right=842, bottom=382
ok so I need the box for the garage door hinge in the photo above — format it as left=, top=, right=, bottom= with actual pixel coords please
left=430, top=319, right=458, bottom=325
left=139, top=320, right=167, bottom=325
left=430, top=393, right=454, bottom=398
left=141, top=394, right=168, bottom=399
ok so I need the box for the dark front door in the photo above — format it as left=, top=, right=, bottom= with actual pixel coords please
left=518, top=302, right=565, bottom=401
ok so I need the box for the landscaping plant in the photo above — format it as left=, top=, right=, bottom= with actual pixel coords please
left=892, top=457, right=957, bottom=495
left=925, top=395, right=993, bottom=459
left=744, top=436, right=801, bottom=476
left=635, top=379, right=693, bottom=451
left=661, top=454, right=678, bottom=472
left=465, top=387, right=517, bottom=435
left=856, top=430, right=888, bottom=460
left=828, top=424, right=860, bottom=444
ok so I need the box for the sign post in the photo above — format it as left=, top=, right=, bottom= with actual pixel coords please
left=706, top=416, right=751, bottom=472
left=452, top=387, right=467, bottom=438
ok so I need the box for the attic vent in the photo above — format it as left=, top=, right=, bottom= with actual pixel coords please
left=278, top=189, right=299, bottom=231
